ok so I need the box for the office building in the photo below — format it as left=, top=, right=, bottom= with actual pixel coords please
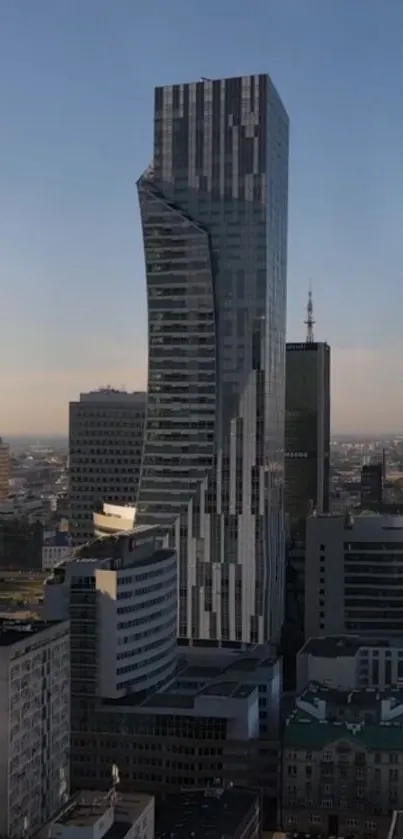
left=361, top=462, right=383, bottom=507
left=37, top=790, right=155, bottom=839
left=44, top=527, right=177, bottom=700
left=285, top=295, right=330, bottom=533
left=282, top=683, right=403, bottom=838
left=0, top=437, right=10, bottom=501
left=297, top=635, right=403, bottom=693
left=0, top=619, right=70, bottom=839
left=69, top=389, right=146, bottom=544
left=45, top=550, right=280, bottom=812
left=137, top=74, right=289, bottom=645
left=155, top=786, right=261, bottom=839
left=305, top=512, right=403, bottom=638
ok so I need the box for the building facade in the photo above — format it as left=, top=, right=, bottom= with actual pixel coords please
left=305, top=513, right=403, bottom=638
left=282, top=684, right=403, bottom=838
left=137, top=74, right=289, bottom=644
left=0, top=619, right=70, bottom=839
left=285, top=341, right=330, bottom=532
left=297, top=635, right=403, bottom=694
left=361, top=462, right=383, bottom=508
left=44, top=527, right=177, bottom=700
left=69, top=389, right=146, bottom=544
left=42, top=530, right=73, bottom=570
left=0, top=437, right=10, bottom=502
left=155, top=787, right=261, bottom=839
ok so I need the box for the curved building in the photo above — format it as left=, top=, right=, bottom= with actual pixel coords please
left=44, top=526, right=177, bottom=699
left=137, top=75, right=289, bottom=644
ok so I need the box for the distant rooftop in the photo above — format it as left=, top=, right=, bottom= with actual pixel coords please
left=78, top=389, right=146, bottom=404
left=155, top=787, right=259, bottom=839
left=0, top=619, right=67, bottom=647
left=301, top=635, right=403, bottom=657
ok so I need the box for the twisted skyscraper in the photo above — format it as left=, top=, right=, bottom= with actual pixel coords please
left=137, top=75, right=289, bottom=644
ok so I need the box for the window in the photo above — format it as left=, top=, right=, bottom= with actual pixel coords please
left=310, top=815, right=322, bottom=825
left=323, top=751, right=332, bottom=761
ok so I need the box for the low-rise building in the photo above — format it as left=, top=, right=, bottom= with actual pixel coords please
left=0, top=619, right=70, bottom=839
left=282, top=683, right=403, bottom=838
left=37, top=790, right=154, bottom=839
left=297, top=635, right=403, bottom=693
left=155, top=785, right=260, bottom=839
left=42, top=531, right=73, bottom=570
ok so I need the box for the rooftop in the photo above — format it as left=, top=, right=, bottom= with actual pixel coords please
left=51, top=792, right=152, bottom=839
left=155, top=787, right=259, bottom=839
left=284, top=684, right=403, bottom=751
left=0, top=619, right=66, bottom=647
left=301, top=635, right=403, bottom=658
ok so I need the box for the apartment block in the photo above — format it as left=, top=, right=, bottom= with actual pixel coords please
left=0, top=619, right=70, bottom=839
left=69, top=389, right=146, bottom=544
left=283, top=683, right=403, bottom=838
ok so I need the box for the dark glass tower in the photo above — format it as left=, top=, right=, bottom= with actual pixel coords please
left=285, top=340, right=331, bottom=533
left=137, top=75, right=289, bottom=643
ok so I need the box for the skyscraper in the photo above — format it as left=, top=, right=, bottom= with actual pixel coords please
left=69, top=389, right=146, bottom=544
left=0, top=437, right=10, bottom=502
left=285, top=294, right=330, bottom=534
left=137, top=75, right=289, bottom=644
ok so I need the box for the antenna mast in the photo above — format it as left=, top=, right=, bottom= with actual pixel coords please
left=305, top=285, right=315, bottom=343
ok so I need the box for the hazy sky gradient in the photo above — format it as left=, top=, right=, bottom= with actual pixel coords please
left=1, top=0, right=403, bottom=435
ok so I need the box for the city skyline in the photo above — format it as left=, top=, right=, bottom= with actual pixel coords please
left=2, top=0, right=403, bottom=436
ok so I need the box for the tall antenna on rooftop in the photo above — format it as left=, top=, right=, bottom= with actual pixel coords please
left=305, top=284, right=315, bottom=343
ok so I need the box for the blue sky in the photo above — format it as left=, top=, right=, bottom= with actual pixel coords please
left=1, top=0, right=403, bottom=435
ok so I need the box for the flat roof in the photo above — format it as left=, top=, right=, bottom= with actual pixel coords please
left=301, top=635, right=402, bottom=657
left=0, top=619, right=67, bottom=647
left=155, top=787, right=258, bottom=839
left=53, top=792, right=152, bottom=834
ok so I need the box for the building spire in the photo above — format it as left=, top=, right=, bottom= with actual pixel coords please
left=305, top=284, right=315, bottom=343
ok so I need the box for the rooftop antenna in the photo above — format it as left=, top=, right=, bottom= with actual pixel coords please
left=305, top=283, right=315, bottom=343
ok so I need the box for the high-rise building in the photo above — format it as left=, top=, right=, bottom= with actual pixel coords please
left=69, top=389, right=146, bottom=544
left=305, top=512, right=403, bottom=638
left=0, top=437, right=10, bottom=501
left=361, top=461, right=383, bottom=507
left=137, top=74, right=289, bottom=644
left=285, top=294, right=330, bottom=533
left=0, top=619, right=70, bottom=839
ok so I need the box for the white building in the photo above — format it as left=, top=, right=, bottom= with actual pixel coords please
left=69, top=389, right=146, bottom=545
left=44, top=526, right=177, bottom=699
left=305, top=512, right=403, bottom=638
left=38, top=790, right=154, bottom=839
left=0, top=619, right=70, bottom=839
left=93, top=503, right=136, bottom=538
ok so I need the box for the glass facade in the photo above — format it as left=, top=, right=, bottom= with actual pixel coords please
left=137, top=75, right=289, bottom=643
left=285, top=342, right=330, bottom=532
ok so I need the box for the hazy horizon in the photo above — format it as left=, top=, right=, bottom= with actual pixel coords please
left=2, top=1, right=403, bottom=436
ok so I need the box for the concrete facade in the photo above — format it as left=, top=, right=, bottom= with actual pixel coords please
left=298, top=635, right=403, bottom=693
left=0, top=619, right=70, bottom=839
left=305, top=513, right=403, bottom=638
